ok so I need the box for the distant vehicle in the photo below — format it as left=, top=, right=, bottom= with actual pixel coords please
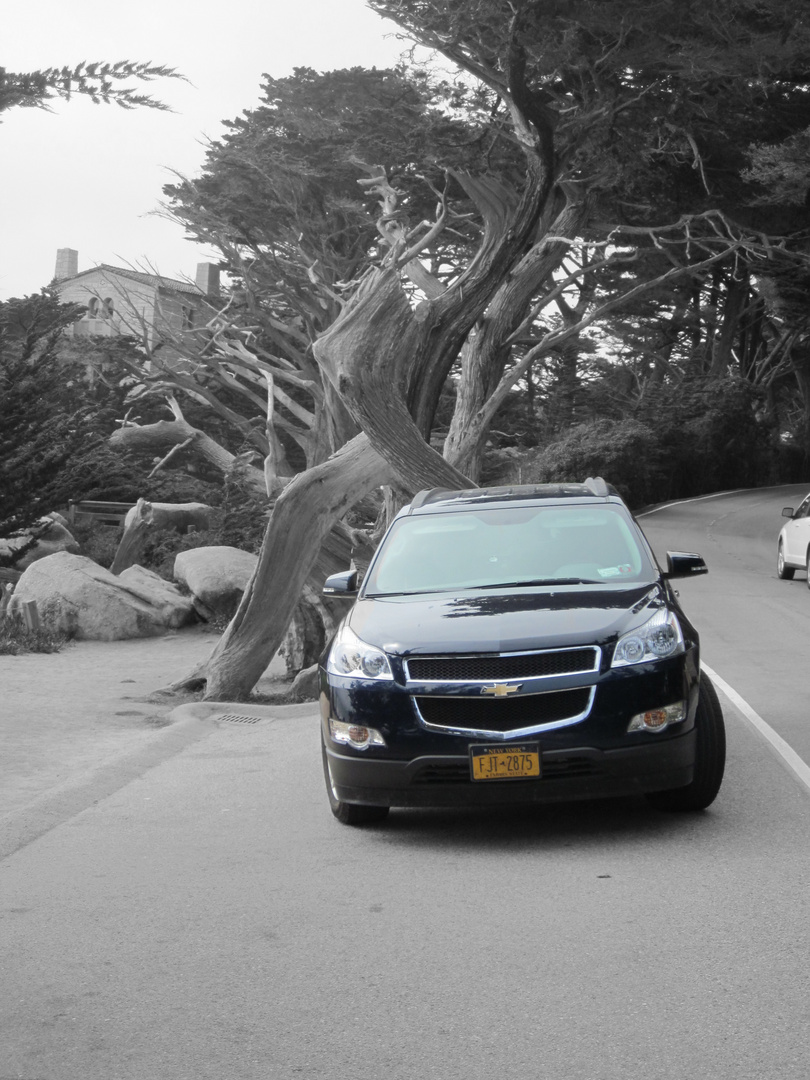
left=777, top=492, right=810, bottom=585
left=318, top=479, right=725, bottom=825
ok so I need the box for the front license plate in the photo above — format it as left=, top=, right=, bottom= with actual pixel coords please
left=470, top=743, right=541, bottom=781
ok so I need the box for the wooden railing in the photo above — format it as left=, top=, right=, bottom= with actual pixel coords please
left=68, top=500, right=134, bottom=527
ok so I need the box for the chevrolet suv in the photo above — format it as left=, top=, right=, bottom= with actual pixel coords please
left=319, top=480, right=725, bottom=825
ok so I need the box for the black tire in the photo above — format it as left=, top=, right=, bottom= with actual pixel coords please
left=806, top=550, right=810, bottom=590
left=777, top=541, right=795, bottom=580
left=646, top=675, right=726, bottom=812
left=321, top=736, right=390, bottom=826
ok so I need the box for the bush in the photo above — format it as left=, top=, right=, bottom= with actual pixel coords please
left=0, top=616, right=69, bottom=654
left=69, top=519, right=123, bottom=570
left=139, top=525, right=223, bottom=579
left=507, top=418, right=665, bottom=507
left=498, top=376, right=782, bottom=508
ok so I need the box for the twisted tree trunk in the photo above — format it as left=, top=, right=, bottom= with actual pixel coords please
left=167, top=434, right=392, bottom=698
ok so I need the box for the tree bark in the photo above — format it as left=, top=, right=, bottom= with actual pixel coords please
left=314, top=268, right=473, bottom=492
left=168, top=434, right=393, bottom=699
left=443, top=197, right=590, bottom=476
left=110, top=418, right=268, bottom=499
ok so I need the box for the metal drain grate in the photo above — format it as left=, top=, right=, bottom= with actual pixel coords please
left=218, top=713, right=264, bottom=725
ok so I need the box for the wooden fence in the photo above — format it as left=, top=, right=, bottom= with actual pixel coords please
left=68, top=500, right=134, bottom=528
left=0, top=586, right=39, bottom=629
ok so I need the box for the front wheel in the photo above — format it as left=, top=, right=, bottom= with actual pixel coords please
left=321, top=736, right=390, bottom=826
left=806, top=550, right=810, bottom=590
left=646, top=675, right=726, bottom=812
left=777, top=541, right=795, bottom=580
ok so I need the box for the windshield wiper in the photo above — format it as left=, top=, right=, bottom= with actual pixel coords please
left=365, top=588, right=453, bottom=598
left=472, top=577, right=603, bottom=589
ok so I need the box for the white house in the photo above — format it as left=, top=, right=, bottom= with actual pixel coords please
left=52, top=248, right=220, bottom=348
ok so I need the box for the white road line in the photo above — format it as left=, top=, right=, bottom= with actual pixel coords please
left=703, top=662, right=810, bottom=794
left=637, top=490, right=745, bottom=517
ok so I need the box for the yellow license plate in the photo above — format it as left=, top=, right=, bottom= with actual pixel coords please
left=470, top=744, right=541, bottom=781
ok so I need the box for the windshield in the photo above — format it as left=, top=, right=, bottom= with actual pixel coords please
left=363, top=504, right=655, bottom=596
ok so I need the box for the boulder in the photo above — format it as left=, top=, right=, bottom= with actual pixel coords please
left=0, top=515, right=80, bottom=571
left=9, top=551, right=196, bottom=640
left=174, top=546, right=258, bottom=619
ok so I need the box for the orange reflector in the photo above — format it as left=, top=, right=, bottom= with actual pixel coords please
left=643, top=710, right=668, bottom=728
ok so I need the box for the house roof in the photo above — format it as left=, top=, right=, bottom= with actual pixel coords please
left=58, top=264, right=204, bottom=296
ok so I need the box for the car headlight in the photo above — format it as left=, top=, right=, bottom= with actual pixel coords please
left=612, top=609, right=684, bottom=667
left=326, top=624, right=393, bottom=680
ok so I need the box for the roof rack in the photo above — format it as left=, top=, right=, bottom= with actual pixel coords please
left=408, top=488, right=449, bottom=512
left=583, top=476, right=611, bottom=497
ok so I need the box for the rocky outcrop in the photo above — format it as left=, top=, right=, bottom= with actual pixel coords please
left=173, top=546, right=258, bottom=619
left=10, top=552, right=195, bottom=640
left=0, top=515, right=80, bottom=571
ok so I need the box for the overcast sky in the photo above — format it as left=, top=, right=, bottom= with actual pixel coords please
left=1, top=0, right=406, bottom=300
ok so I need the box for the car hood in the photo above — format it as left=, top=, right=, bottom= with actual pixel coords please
left=347, top=583, right=664, bottom=656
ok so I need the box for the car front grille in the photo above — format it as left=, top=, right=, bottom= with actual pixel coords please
left=405, top=648, right=598, bottom=683
left=414, top=687, right=592, bottom=733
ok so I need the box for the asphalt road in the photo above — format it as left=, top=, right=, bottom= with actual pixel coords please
left=1, top=485, right=809, bottom=1080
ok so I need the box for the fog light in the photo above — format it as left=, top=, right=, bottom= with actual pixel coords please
left=329, top=719, right=386, bottom=749
left=627, top=702, right=687, bottom=733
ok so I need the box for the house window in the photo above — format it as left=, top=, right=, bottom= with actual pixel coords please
left=102, top=297, right=114, bottom=319
left=182, top=304, right=195, bottom=330
left=87, top=297, right=99, bottom=317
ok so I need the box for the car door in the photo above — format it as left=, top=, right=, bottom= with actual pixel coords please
left=784, top=494, right=810, bottom=564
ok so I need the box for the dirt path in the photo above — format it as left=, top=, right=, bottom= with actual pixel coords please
left=0, top=627, right=286, bottom=819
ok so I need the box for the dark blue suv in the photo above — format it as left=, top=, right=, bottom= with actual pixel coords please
left=319, top=480, right=725, bottom=825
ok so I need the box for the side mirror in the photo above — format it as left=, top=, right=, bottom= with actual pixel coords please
left=782, top=507, right=795, bottom=519
left=323, top=569, right=358, bottom=596
left=665, top=552, right=708, bottom=579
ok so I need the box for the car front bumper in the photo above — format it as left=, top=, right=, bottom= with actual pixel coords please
left=323, top=728, right=697, bottom=808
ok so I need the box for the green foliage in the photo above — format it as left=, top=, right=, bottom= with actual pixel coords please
left=68, top=519, right=124, bottom=570
left=744, top=126, right=810, bottom=209
left=506, top=377, right=779, bottom=508
left=0, top=616, right=69, bottom=655
left=0, top=61, right=182, bottom=114
left=166, top=65, right=495, bottom=254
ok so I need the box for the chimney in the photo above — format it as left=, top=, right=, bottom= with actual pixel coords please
left=54, top=248, right=79, bottom=281
left=195, top=262, right=220, bottom=296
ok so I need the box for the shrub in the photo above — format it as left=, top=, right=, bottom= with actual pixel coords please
left=507, top=418, right=665, bottom=508
left=0, top=616, right=69, bottom=654
left=496, top=376, right=782, bottom=508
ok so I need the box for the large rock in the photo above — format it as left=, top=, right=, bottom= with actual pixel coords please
left=0, top=515, right=80, bottom=571
left=174, top=546, right=258, bottom=619
left=9, top=552, right=195, bottom=640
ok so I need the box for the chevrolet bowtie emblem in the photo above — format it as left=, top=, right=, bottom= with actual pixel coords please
left=481, top=683, right=521, bottom=697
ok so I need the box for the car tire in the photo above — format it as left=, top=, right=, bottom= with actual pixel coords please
left=806, top=550, right=810, bottom=590
left=321, top=736, right=390, bottom=826
left=645, top=675, right=726, bottom=812
left=777, top=541, right=795, bottom=580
